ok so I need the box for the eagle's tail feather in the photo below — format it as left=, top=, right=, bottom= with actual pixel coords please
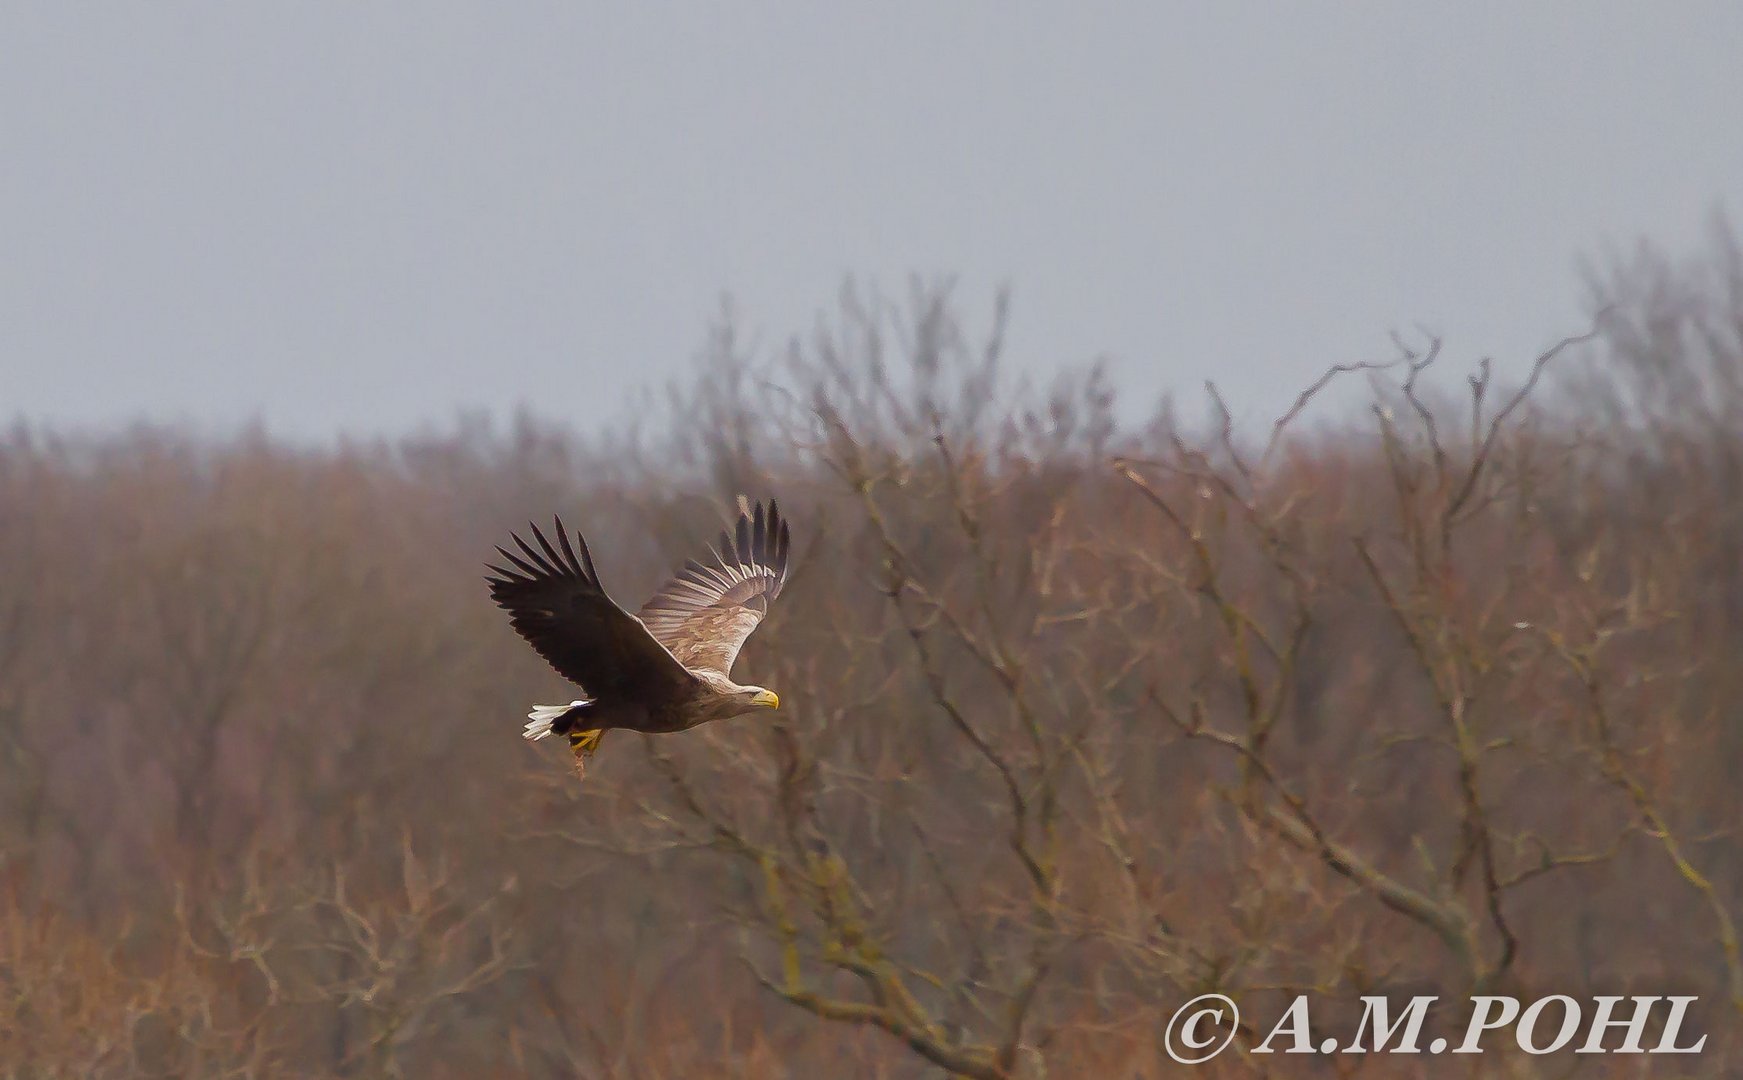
left=524, top=699, right=589, bottom=741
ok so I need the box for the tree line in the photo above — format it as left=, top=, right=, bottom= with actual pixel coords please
left=2, top=230, right=1741, bottom=1076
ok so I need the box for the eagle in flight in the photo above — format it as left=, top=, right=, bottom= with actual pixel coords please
left=486, top=499, right=791, bottom=774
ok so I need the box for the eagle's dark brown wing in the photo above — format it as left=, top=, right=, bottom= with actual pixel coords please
left=637, top=499, right=791, bottom=679
left=486, top=518, right=699, bottom=702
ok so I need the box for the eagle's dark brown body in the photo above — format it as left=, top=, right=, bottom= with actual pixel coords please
left=538, top=667, right=763, bottom=737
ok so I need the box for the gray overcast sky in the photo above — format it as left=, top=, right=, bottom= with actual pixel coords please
left=4, top=4, right=1741, bottom=439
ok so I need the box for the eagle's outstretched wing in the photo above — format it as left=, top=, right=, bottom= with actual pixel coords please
left=486, top=518, right=698, bottom=701
left=637, top=499, right=791, bottom=679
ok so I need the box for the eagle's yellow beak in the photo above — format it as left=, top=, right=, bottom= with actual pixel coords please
left=752, top=689, right=780, bottom=709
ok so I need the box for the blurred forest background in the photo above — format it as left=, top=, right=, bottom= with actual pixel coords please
left=3, top=228, right=1742, bottom=1078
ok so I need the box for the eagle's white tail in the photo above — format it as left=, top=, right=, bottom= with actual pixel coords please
left=523, top=700, right=588, bottom=741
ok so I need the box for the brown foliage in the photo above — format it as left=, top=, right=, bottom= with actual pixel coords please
left=3, top=233, right=1742, bottom=1076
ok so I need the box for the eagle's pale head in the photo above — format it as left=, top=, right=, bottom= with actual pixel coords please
left=741, top=686, right=780, bottom=711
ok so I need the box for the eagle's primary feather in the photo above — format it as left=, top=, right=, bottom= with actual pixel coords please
left=637, top=499, right=791, bottom=677
left=486, top=499, right=792, bottom=775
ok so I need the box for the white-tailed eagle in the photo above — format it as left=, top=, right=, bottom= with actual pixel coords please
left=486, top=499, right=791, bottom=774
